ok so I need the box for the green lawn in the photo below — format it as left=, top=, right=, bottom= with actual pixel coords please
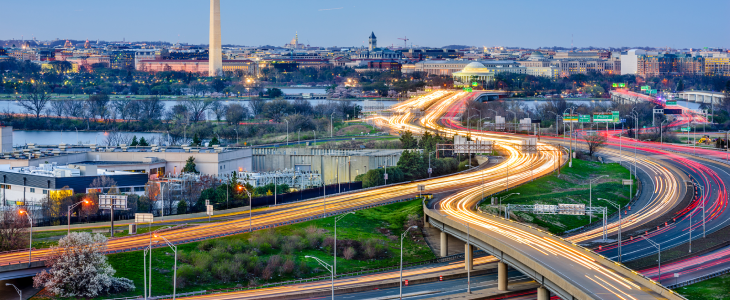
left=481, top=158, right=635, bottom=235
left=676, top=274, right=730, bottom=300
left=59, top=199, right=434, bottom=299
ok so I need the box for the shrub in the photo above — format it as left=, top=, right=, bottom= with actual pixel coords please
left=261, top=265, right=274, bottom=280
left=282, top=258, right=295, bottom=274
left=176, top=264, right=197, bottom=288
left=343, top=247, right=356, bottom=260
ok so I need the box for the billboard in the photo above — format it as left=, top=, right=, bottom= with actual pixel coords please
left=664, top=109, right=683, bottom=115
left=99, top=195, right=128, bottom=210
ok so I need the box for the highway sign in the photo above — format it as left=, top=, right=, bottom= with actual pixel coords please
left=135, top=213, right=154, bottom=223
left=612, top=111, right=620, bottom=122
left=206, top=205, right=214, bottom=216
left=417, top=185, right=425, bottom=192
left=622, top=179, right=632, bottom=185
left=559, top=204, right=586, bottom=215
left=205, top=199, right=210, bottom=206
left=579, top=115, right=591, bottom=123
left=99, top=195, right=128, bottom=210
left=681, top=127, right=691, bottom=132
left=471, top=82, right=478, bottom=87
left=666, top=101, right=677, bottom=105
left=664, top=109, right=683, bottom=115
left=428, top=167, right=432, bottom=175
left=563, top=114, right=579, bottom=123
left=384, top=173, right=388, bottom=180
left=649, top=89, right=658, bottom=95
left=593, top=113, right=613, bottom=123
left=535, top=204, right=558, bottom=214
left=620, top=118, right=626, bottom=123
left=641, top=86, right=650, bottom=91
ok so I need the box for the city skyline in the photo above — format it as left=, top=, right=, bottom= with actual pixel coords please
left=1, top=0, right=729, bottom=49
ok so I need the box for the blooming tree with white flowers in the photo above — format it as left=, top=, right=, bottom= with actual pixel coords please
left=33, top=232, right=135, bottom=297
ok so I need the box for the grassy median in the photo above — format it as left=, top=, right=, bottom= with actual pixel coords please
left=481, top=158, right=634, bottom=235
left=676, top=274, right=730, bottom=300
left=35, top=199, right=434, bottom=299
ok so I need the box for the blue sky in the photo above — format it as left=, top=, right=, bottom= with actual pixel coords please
left=2, top=0, right=728, bottom=48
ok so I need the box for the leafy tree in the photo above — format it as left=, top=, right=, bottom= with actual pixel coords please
left=190, top=133, right=202, bottom=146
left=396, top=150, right=425, bottom=181
left=138, top=137, right=149, bottom=146
left=676, top=79, right=685, bottom=91
left=32, top=232, right=135, bottom=297
left=182, top=156, right=198, bottom=173
left=211, top=78, right=226, bottom=93
left=177, top=200, right=188, bottom=214
left=400, top=130, right=418, bottom=149
left=209, top=136, right=220, bottom=146
left=267, top=88, right=283, bottom=98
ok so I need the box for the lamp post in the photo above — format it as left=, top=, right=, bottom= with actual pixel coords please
left=488, top=109, right=498, bottom=131
left=546, top=111, right=558, bottom=136
left=400, top=226, right=418, bottom=300
left=6, top=283, right=21, bottom=300
left=67, top=199, right=89, bottom=235
left=305, top=256, right=335, bottom=300
left=499, top=193, right=520, bottom=218
left=641, top=235, right=661, bottom=284
left=19, top=210, right=32, bottom=266
left=330, top=112, right=335, bottom=138
left=334, top=212, right=354, bottom=281
left=74, top=126, right=79, bottom=145
left=284, top=119, right=289, bottom=146
left=234, top=127, right=239, bottom=145
left=143, top=245, right=150, bottom=300
left=660, top=119, right=668, bottom=150
left=589, top=175, right=609, bottom=223
left=241, top=186, right=252, bottom=232
left=698, top=185, right=706, bottom=238
left=154, top=234, right=178, bottom=299
left=460, top=221, right=472, bottom=294
left=312, top=130, right=316, bottom=147
left=506, top=110, right=517, bottom=133
left=598, top=198, right=622, bottom=262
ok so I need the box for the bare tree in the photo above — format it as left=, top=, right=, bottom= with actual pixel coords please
left=64, top=101, right=86, bottom=118
left=138, top=97, right=165, bottom=121
left=248, top=98, right=267, bottom=117
left=49, top=101, right=66, bottom=117
left=209, top=101, right=228, bottom=122
left=184, top=98, right=214, bottom=123
left=188, top=82, right=209, bottom=98
left=86, top=94, right=110, bottom=122
left=19, top=85, right=51, bottom=118
left=584, top=134, right=607, bottom=157
left=0, top=208, right=30, bottom=251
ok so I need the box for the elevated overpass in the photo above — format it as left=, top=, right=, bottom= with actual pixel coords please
left=677, top=90, right=725, bottom=105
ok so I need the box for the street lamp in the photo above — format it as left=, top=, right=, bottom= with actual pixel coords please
left=660, top=119, right=668, bottom=149
left=597, top=198, right=622, bottom=262
left=330, top=112, right=335, bottom=138
left=334, top=212, right=354, bottom=281
left=400, top=226, right=418, bottom=300
left=305, top=256, right=335, bottom=300
left=641, top=235, right=661, bottom=284
left=506, top=110, right=517, bottom=133
left=6, top=283, right=21, bottom=300
left=19, top=210, right=32, bottom=266
left=241, top=186, right=252, bottom=232
left=589, top=175, right=609, bottom=223
left=697, top=185, right=706, bottom=238
left=284, top=119, right=289, bottom=146
left=154, top=234, right=178, bottom=300
left=67, top=199, right=89, bottom=235
left=546, top=111, right=558, bottom=136
left=499, top=193, right=520, bottom=218
left=234, top=127, right=239, bottom=145
left=460, top=221, right=472, bottom=294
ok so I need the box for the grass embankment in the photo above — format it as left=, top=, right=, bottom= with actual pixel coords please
left=75, top=199, right=432, bottom=299
left=677, top=274, right=730, bottom=300
left=481, top=158, right=635, bottom=235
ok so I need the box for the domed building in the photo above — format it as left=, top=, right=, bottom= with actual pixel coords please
left=452, top=61, right=495, bottom=87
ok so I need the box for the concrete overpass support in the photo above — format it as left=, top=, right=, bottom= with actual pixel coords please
left=537, top=286, right=550, bottom=300
left=498, top=261, right=508, bottom=291
left=464, top=244, right=473, bottom=271
left=440, top=231, right=448, bottom=257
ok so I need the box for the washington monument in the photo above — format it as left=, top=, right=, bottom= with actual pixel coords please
left=209, top=0, right=222, bottom=76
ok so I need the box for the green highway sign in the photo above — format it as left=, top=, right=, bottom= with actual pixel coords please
left=563, top=114, right=579, bottom=123
left=471, top=82, right=478, bottom=87
left=463, top=87, right=473, bottom=92
left=641, top=86, right=650, bottom=91
left=666, top=101, right=677, bottom=105
left=579, top=115, right=591, bottom=123
left=593, top=113, right=614, bottom=123
left=681, top=127, right=691, bottom=132
left=612, top=111, right=620, bottom=122
left=649, top=89, right=658, bottom=95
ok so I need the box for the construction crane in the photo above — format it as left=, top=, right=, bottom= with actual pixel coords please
left=398, top=36, right=409, bottom=49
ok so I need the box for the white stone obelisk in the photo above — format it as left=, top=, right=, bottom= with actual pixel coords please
left=208, top=0, right=222, bottom=76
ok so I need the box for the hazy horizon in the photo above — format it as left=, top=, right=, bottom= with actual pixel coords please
left=2, top=0, right=728, bottom=49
